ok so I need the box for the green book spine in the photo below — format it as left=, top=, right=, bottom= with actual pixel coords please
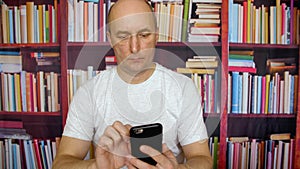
left=213, top=136, right=218, bottom=169
left=181, top=0, right=190, bottom=42
left=229, top=54, right=254, bottom=60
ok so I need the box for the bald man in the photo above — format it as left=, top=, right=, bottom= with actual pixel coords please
left=53, top=0, right=213, bottom=168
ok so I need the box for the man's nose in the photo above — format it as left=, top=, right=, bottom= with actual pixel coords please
left=130, top=35, right=140, bottom=53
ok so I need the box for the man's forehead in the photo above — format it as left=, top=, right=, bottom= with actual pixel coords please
left=109, top=13, right=156, bottom=31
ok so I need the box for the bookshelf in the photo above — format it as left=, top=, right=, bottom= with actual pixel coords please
left=1, top=0, right=300, bottom=168
left=0, top=0, right=62, bottom=140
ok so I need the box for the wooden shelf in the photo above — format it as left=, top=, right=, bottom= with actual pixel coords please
left=229, top=43, right=299, bottom=49
left=0, top=43, right=60, bottom=49
left=0, top=111, right=61, bottom=117
left=228, top=114, right=296, bottom=118
left=66, top=41, right=222, bottom=47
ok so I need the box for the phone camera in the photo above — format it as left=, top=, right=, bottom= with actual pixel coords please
left=134, top=128, right=143, bottom=134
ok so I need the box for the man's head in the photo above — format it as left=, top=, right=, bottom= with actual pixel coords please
left=106, top=0, right=158, bottom=81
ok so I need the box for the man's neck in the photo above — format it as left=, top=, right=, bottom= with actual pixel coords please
left=117, top=63, right=156, bottom=84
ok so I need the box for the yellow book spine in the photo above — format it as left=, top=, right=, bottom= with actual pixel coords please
left=265, top=74, right=270, bottom=114
left=265, top=11, right=269, bottom=44
left=38, top=5, right=43, bottom=43
left=14, top=74, right=22, bottom=112
left=26, top=2, right=34, bottom=43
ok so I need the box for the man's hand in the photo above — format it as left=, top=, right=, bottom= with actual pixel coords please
left=126, top=143, right=179, bottom=169
left=94, top=121, right=131, bottom=169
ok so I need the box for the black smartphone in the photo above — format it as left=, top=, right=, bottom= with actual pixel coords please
left=130, top=123, right=163, bottom=166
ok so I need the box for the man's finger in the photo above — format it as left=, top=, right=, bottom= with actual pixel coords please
left=140, top=145, right=166, bottom=164
left=162, top=144, right=176, bottom=159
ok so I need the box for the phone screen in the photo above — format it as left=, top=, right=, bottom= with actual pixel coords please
left=130, top=123, right=163, bottom=166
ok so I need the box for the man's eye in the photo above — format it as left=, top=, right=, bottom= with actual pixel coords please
left=139, top=33, right=150, bottom=38
left=118, top=35, right=129, bottom=39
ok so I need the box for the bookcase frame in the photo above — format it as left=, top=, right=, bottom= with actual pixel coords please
left=0, top=0, right=299, bottom=168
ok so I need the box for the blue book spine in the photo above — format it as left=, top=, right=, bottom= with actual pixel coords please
left=231, top=72, right=239, bottom=113
left=269, top=80, right=273, bottom=113
left=28, top=140, right=37, bottom=169
left=8, top=9, right=14, bottom=44
left=214, top=71, right=218, bottom=113
left=228, top=0, right=233, bottom=42
left=290, top=75, right=294, bottom=113
left=238, top=75, right=242, bottom=113
left=12, top=144, right=17, bottom=169
left=40, top=140, right=48, bottom=169
left=11, top=74, right=16, bottom=111
left=0, top=51, right=20, bottom=55
left=20, top=71, right=27, bottom=111
left=23, top=140, right=31, bottom=169
left=257, top=76, right=262, bottom=114
left=232, top=4, right=239, bottom=42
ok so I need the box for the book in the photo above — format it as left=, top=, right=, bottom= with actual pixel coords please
left=186, top=61, right=218, bottom=68
left=176, top=67, right=215, bottom=74
left=270, top=133, right=291, bottom=141
left=229, top=136, right=249, bottom=143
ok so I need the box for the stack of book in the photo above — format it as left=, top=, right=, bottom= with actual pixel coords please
left=30, top=52, right=60, bottom=66
left=0, top=51, right=22, bottom=73
left=177, top=55, right=219, bottom=113
left=266, top=57, right=296, bottom=75
left=188, top=0, right=221, bottom=42
left=105, top=55, right=117, bottom=70
left=228, top=50, right=256, bottom=74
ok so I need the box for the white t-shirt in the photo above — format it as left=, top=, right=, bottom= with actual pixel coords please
left=63, top=63, right=208, bottom=162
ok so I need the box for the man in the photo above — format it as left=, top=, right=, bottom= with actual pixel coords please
left=53, top=0, right=213, bottom=168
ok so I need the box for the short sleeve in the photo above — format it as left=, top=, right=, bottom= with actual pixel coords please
left=62, top=85, right=95, bottom=141
left=177, top=79, right=208, bottom=146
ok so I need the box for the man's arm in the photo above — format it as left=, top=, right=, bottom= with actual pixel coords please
left=52, top=136, right=95, bottom=169
left=180, top=139, right=213, bottom=169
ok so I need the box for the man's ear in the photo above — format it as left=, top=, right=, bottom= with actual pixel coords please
left=106, top=31, right=113, bottom=47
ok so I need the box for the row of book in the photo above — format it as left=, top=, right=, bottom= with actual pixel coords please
left=0, top=1, right=59, bottom=44
left=0, top=136, right=59, bottom=169
left=0, top=71, right=60, bottom=112
left=227, top=134, right=294, bottom=169
left=229, top=0, right=300, bottom=44
left=67, top=66, right=100, bottom=104
left=153, top=2, right=184, bottom=42
left=228, top=71, right=298, bottom=114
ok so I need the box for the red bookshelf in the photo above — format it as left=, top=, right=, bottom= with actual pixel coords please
left=1, top=0, right=299, bottom=168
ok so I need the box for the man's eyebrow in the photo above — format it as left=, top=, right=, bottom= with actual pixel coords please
left=116, top=31, right=131, bottom=35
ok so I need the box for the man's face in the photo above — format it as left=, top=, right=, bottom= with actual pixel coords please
left=108, top=12, right=158, bottom=76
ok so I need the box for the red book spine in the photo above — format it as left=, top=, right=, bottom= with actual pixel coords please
left=243, top=1, right=247, bottom=43
left=228, top=66, right=257, bottom=74
left=33, top=139, right=43, bottom=169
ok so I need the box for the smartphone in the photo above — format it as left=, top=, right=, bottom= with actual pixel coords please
left=130, top=123, right=163, bottom=166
